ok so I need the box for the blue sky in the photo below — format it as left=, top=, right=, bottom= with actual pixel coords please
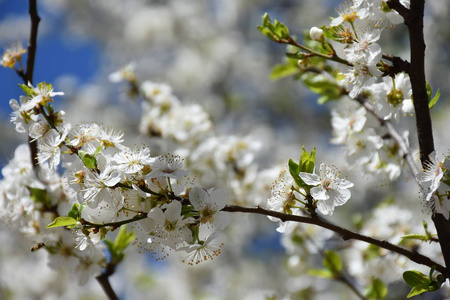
left=0, top=0, right=100, bottom=113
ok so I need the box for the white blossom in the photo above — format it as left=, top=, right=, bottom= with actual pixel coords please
left=113, top=146, right=153, bottom=174
left=147, top=155, right=188, bottom=179
left=37, top=128, right=68, bottom=172
left=189, top=187, right=231, bottom=231
left=300, top=163, right=354, bottom=215
left=417, top=151, right=445, bottom=201
left=147, top=201, right=194, bottom=250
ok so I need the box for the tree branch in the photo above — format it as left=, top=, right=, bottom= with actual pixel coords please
left=222, top=205, right=449, bottom=277
left=382, top=53, right=411, bottom=76
left=24, top=0, right=41, bottom=169
left=396, top=0, right=450, bottom=271
left=96, top=264, right=119, bottom=300
left=387, top=0, right=411, bottom=20
left=25, top=0, right=40, bottom=84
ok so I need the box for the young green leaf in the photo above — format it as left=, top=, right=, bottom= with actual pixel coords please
left=406, top=283, right=429, bottom=298
left=270, top=62, right=299, bottom=80
left=105, top=225, right=136, bottom=265
left=403, top=270, right=429, bottom=288
left=19, top=83, right=34, bottom=97
left=364, top=278, right=388, bottom=300
left=257, top=26, right=280, bottom=42
left=67, top=203, right=82, bottom=221
left=401, top=234, right=430, bottom=242
left=46, top=216, right=77, bottom=228
left=288, top=158, right=304, bottom=188
left=323, top=250, right=342, bottom=275
left=307, top=268, right=333, bottom=279
left=28, top=187, right=51, bottom=206
left=429, top=89, right=440, bottom=109
left=78, top=150, right=97, bottom=169
left=299, top=146, right=315, bottom=173
left=300, top=73, right=342, bottom=104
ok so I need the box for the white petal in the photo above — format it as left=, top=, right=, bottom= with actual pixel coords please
left=299, top=172, right=320, bottom=186
left=189, top=187, right=207, bottom=210
left=165, top=200, right=182, bottom=222
left=148, top=207, right=165, bottom=225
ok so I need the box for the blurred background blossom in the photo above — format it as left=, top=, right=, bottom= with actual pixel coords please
left=1, top=0, right=450, bottom=299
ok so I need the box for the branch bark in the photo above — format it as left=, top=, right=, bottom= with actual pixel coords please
left=390, top=0, right=450, bottom=271
left=96, top=265, right=119, bottom=300
left=223, top=205, right=449, bottom=277
left=24, top=0, right=41, bottom=169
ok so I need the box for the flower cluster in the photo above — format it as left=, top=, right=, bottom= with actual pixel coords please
left=267, top=149, right=354, bottom=225
left=3, top=81, right=235, bottom=283
left=330, top=98, right=406, bottom=181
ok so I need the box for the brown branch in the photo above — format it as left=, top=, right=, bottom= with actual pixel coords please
left=222, top=205, right=449, bottom=277
left=25, top=0, right=40, bottom=84
left=23, top=0, right=41, bottom=169
left=398, top=0, right=450, bottom=271
left=387, top=0, right=411, bottom=20
left=381, top=53, right=411, bottom=76
left=96, top=265, right=119, bottom=300
left=404, top=1, right=434, bottom=164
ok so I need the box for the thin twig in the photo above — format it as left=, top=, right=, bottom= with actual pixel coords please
left=337, top=275, right=367, bottom=300
left=222, top=205, right=449, bottom=277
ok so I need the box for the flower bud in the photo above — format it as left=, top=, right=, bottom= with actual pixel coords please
left=309, top=27, right=324, bottom=42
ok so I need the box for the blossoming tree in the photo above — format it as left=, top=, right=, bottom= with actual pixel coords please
left=1, top=0, right=450, bottom=299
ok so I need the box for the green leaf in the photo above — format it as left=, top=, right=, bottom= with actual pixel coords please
left=288, top=159, right=305, bottom=188
left=300, top=73, right=342, bottom=103
left=407, top=283, right=429, bottom=298
left=67, top=203, right=82, bottom=220
left=105, top=225, right=135, bottom=264
left=270, top=63, right=299, bottom=80
left=364, top=278, right=388, bottom=300
left=114, top=225, right=135, bottom=253
left=261, top=13, right=271, bottom=27
left=363, top=244, right=382, bottom=261
left=46, top=216, right=77, bottom=228
left=78, top=150, right=97, bottom=169
left=323, top=250, right=342, bottom=274
left=401, top=234, right=429, bottom=241
left=94, top=146, right=103, bottom=157
left=403, top=270, right=430, bottom=288
left=299, top=146, right=315, bottom=174
left=258, top=13, right=290, bottom=41
left=426, top=81, right=432, bottom=101
left=273, top=19, right=290, bottom=39
left=257, top=26, right=280, bottom=42
left=429, top=89, right=440, bottom=109
left=19, top=83, right=34, bottom=97
left=307, top=268, right=333, bottom=279
left=28, top=187, right=51, bottom=206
